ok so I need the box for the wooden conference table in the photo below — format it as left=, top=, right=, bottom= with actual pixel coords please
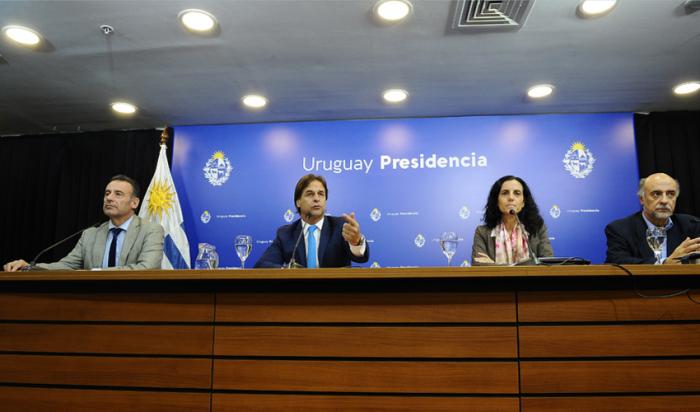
left=1, top=265, right=699, bottom=412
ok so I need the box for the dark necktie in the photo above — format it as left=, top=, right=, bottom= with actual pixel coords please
left=108, top=228, right=123, bottom=267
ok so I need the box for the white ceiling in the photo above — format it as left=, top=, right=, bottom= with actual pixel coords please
left=1, top=0, right=699, bottom=136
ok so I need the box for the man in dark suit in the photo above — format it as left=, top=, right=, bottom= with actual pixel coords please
left=254, top=174, right=369, bottom=268
left=3, top=175, right=164, bottom=271
left=605, top=172, right=700, bottom=264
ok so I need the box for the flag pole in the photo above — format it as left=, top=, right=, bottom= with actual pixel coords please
left=139, top=126, right=192, bottom=269
left=160, top=127, right=169, bottom=146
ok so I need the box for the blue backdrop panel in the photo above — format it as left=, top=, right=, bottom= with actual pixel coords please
left=172, top=113, right=639, bottom=267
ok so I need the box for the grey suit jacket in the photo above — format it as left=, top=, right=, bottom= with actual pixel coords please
left=38, top=215, right=164, bottom=270
left=471, top=223, right=553, bottom=266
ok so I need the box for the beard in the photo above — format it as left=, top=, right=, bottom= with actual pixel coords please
left=651, top=208, right=672, bottom=220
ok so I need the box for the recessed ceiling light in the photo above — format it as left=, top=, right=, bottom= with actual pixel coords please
left=673, top=81, right=700, bottom=95
left=577, top=0, right=617, bottom=17
left=382, top=89, right=409, bottom=103
left=242, top=94, right=268, bottom=109
left=527, top=84, right=554, bottom=99
left=374, top=0, right=413, bottom=22
left=178, top=9, right=217, bottom=32
left=2, top=25, right=42, bottom=46
left=111, top=102, right=137, bottom=114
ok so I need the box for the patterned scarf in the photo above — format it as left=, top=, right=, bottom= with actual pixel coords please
left=493, top=222, right=531, bottom=265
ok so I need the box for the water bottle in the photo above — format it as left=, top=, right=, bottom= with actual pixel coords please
left=194, top=243, right=219, bottom=269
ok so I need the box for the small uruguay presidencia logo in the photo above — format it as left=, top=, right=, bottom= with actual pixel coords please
left=460, top=260, right=471, bottom=267
left=370, top=208, right=382, bottom=222
left=200, top=210, right=211, bottom=224
left=459, top=206, right=471, bottom=220
left=370, top=261, right=381, bottom=268
left=203, top=151, right=233, bottom=186
left=414, top=233, right=426, bottom=248
left=283, top=209, right=295, bottom=223
left=549, top=204, right=561, bottom=219
left=563, top=141, right=596, bottom=179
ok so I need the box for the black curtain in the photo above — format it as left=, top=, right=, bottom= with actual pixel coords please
left=0, top=129, right=172, bottom=265
left=634, top=111, right=700, bottom=217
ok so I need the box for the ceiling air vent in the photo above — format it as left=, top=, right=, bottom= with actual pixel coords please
left=685, top=0, right=700, bottom=14
left=452, top=0, right=534, bottom=31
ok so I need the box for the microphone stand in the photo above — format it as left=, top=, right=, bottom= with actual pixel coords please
left=287, top=213, right=311, bottom=269
left=22, top=221, right=103, bottom=271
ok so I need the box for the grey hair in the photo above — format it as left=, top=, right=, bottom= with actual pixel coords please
left=637, top=176, right=681, bottom=197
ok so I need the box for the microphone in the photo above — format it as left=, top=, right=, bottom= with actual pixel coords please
left=679, top=252, right=700, bottom=264
left=23, top=221, right=103, bottom=270
left=287, top=212, right=311, bottom=269
left=509, top=209, right=540, bottom=265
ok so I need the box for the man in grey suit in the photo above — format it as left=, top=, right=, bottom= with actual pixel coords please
left=3, top=175, right=164, bottom=271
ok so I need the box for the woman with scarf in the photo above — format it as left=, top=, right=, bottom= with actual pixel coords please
left=472, top=175, right=553, bottom=265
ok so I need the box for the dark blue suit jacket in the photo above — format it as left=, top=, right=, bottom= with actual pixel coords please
left=254, top=216, right=370, bottom=268
left=605, top=212, right=700, bottom=264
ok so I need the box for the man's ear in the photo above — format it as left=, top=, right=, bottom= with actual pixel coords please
left=131, top=197, right=140, bottom=211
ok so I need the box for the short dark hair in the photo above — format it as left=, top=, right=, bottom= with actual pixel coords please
left=109, top=174, right=141, bottom=199
left=482, top=175, right=544, bottom=235
left=294, top=174, right=328, bottom=213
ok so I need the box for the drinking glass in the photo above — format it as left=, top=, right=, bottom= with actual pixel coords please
left=439, top=232, right=459, bottom=266
left=645, top=227, right=666, bottom=264
left=235, top=235, right=252, bottom=269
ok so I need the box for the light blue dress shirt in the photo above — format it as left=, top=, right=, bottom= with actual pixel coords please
left=300, top=217, right=366, bottom=267
left=102, top=215, right=134, bottom=268
left=301, top=219, right=323, bottom=266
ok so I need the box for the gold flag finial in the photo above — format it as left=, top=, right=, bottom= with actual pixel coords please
left=159, top=128, right=169, bottom=145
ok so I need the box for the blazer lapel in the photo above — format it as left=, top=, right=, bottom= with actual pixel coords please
left=317, top=217, right=331, bottom=267
left=119, top=216, right=140, bottom=265
left=93, top=223, right=109, bottom=267
left=666, top=215, right=683, bottom=256
left=487, top=228, right=497, bottom=261
left=292, top=220, right=307, bottom=267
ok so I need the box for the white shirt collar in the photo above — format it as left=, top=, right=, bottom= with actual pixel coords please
left=641, top=213, right=673, bottom=231
left=301, top=216, right=325, bottom=233
left=108, top=214, right=135, bottom=231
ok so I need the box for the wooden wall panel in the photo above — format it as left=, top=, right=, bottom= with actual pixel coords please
left=214, top=360, right=518, bottom=393
left=215, top=326, right=517, bottom=357
left=0, top=324, right=213, bottom=355
left=519, top=291, right=700, bottom=322
left=213, top=394, right=519, bottom=412
left=0, top=387, right=210, bottom=412
left=0, top=293, right=214, bottom=322
left=0, top=355, right=212, bottom=389
left=216, top=292, right=516, bottom=323
left=3, top=268, right=699, bottom=411
left=521, top=396, right=700, bottom=412
left=521, top=360, right=700, bottom=393
left=520, top=324, right=700, bottom=357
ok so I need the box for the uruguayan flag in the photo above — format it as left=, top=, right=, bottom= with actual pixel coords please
left=139, top=144, right=191, bottom=269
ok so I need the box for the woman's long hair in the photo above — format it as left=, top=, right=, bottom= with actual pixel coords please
left=482, top=175, right=544, bottom=235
